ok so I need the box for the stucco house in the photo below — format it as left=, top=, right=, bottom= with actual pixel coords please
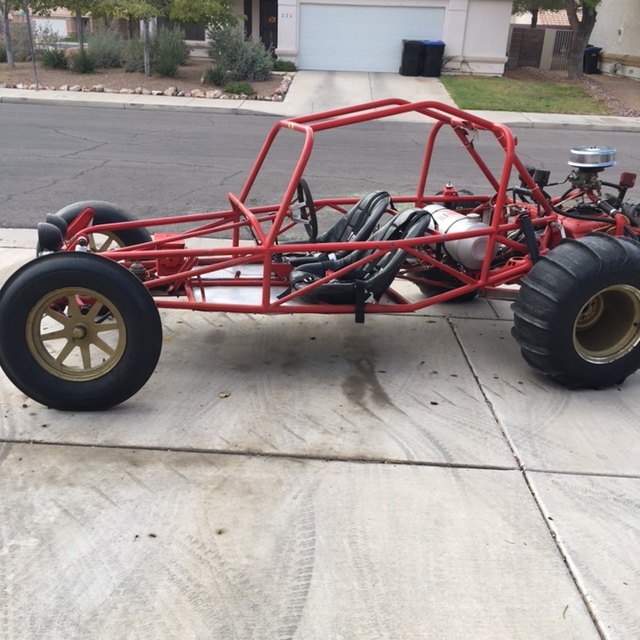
left=12, top=0, right=513, bottom=76
left=589, top=0, right=640, bottom=78
left=242, top=0, right=513, bottom=75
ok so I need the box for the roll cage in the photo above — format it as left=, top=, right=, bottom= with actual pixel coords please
left=55, top=99, right=618, bottom=319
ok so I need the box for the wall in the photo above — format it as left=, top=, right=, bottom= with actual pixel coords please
left=31, top=17, right=68, bottom=37
left=590, top=0, right=640, bottom=78
left=276, top=0, right=512, bottom=75
left=506, top=25, right=545, bottom=69
left=453, top=0, right=512, bottom=75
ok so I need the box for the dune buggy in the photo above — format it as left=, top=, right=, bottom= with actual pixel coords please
left=1, top=99, right=640, bottom=410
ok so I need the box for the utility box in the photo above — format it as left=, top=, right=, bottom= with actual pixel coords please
left=422, top=40, right=445, bottom=77
left=400, top=40, right=424, bottom=76
left=583, top=45, right=602, bottom=74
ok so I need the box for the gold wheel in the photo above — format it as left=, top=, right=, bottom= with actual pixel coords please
left=573, top=285, right=640, bottom=363
left=26, top=287, right=127, bottom=382
left=86, top=231, right=126, bottom=252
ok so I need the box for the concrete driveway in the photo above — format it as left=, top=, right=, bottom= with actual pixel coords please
left=1, top=228, right=639, bottom=639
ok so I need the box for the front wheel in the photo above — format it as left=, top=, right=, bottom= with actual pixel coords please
left=512, top=234, right=640, bottom=388
left=0, top=252, right=163, bottom=410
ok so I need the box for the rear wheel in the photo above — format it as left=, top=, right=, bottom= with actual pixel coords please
left=0, top=252, right=162, bottom=410
left=512, top=234, right=640, bottom=388
left=38, top=201, right=152, bottom=254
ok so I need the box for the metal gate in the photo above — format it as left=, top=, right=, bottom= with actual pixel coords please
left=551, top=29, right=572, bottom=71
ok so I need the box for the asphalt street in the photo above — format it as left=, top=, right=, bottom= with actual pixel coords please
left=2, top=103, right=640, bottom=228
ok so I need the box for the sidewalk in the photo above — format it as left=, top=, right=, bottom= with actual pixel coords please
left=1, top=75, right=640, bottom=638
left=1, top=225, right=640, bottom=638
left=2, top=69, right=640, bottom=130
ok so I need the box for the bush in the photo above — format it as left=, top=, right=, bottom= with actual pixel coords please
left=122, top=38, right=144, bottom=73
left=225, top=81, right=254, bottom=96
left=41, top=48, right=68, bottom=69
left=69, top=49, right=97, bottom=73
left=33, top=24, right=67, bottom=69
left=88, top=24, right=123, bottom=68
left=202, top=64, right=227, bottom=86
left=207, top=26, right=273, bottom=82
left=273, top=59, right=297, bottom=72
left=121, top=29, right=190, bottom=77
left=152, top=27, right=190, bottom=77
left=34, top=24, right=60, bottom=54
left=0, top=41, right=6, bottom=64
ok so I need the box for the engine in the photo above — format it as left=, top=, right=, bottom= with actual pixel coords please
left=567, top=145, right=616, bottom=190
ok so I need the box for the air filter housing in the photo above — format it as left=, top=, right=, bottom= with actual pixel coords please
left=568, top=145, right=616, bottom=169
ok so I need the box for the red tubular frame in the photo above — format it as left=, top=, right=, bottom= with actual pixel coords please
left=59, top=99, right=608, bottom=317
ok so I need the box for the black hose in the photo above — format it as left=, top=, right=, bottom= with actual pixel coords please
left=551, top=203, right=615, bottom=224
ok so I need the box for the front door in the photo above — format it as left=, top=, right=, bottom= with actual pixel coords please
left=259, top=0, right=278, bottom=52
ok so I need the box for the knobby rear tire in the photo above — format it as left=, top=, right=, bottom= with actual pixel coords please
left=512, top=234, right=640, bottom=388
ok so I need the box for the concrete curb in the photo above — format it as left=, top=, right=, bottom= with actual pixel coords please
left=3, top=70, right=640, bottom=130
left=0, top=89, right=289, bottom=117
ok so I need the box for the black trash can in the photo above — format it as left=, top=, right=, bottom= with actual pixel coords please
left=422, top=40, right=445, bottom=77
left=400, top=40, right=424, bottom=76
left=583, top=45, right=602, bottom=74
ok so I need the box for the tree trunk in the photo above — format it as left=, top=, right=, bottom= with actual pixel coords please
left=22, top=0, right=38, bottom=90
left=76, top=10, right=84, bottom=50
left=565, top=1, right=598, bottom=81
left=2, top=1, right=14, bottom=68
left=142, top=19, right=151, bottom=77
left=530, top=8, right=538, bottom=28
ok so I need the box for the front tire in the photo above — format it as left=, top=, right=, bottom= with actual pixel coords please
left=0, top=252, right=162, bottom=410
left=512, top=234, right=640, bottom=388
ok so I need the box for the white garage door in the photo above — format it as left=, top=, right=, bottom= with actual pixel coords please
left=298, top=4, right=445, bottom=72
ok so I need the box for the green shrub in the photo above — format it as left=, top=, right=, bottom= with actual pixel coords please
left=33, top=24, right=67, bottom=68
left=34, top=24, right=60, bottom=53
left=225, top=81, right=254, bottom=95
left=69, top=49, right=97, bottom=73
left=273, top=59, right=297, bottom=72
left=0, top=41, right=6, bottom=63
left=122, top=38, right=144, bottom=73
left=207, top=26, right=273, bottom=82
left=41, top=48, right=68, bottom=69
left=152, top=27, right=190, bottom=77
left=88, top=24, right=123, bottom=68
left=122, top=28, right=191, bottom=77
left=202, top=64, right=227, bottom=86
left=243, top=39, right=273, bottom=81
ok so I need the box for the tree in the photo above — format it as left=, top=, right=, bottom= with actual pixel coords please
left=65, top=0, right=97, bottom=49
left=22, top=0, right=38, bottom=87
left=107, top=0, right=236, bottom=77
left=1, top=0, right=22, bottom=67
left=564, top=0, right=600, bottom=81
left=29, top=0, right=108, bottom=50
left=5, top=0, right=236, bottom=75
left=166, top=0, right=235, bottom=26
left=511, top=0, right=565, bottom=28
left=512, top=0, right=602, bottom=81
